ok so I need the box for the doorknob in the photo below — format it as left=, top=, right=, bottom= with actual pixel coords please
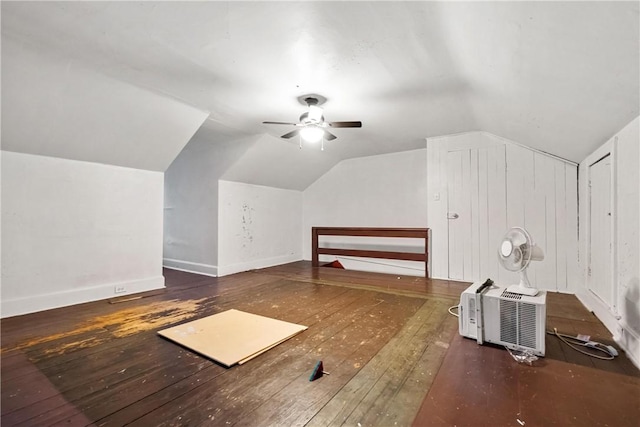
left=447, top=212, right=459, bottom=219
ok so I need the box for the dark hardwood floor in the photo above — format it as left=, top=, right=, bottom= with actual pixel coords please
left=1, top=262, right=638, bottom=426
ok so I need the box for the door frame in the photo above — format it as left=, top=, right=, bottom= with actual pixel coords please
left=586, top=152, right=615, bottom=311
left=578, top=136, right=620, bottom=333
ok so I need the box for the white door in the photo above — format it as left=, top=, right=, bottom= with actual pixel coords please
left=588, top=154, right=613, bottom=310
left=446, top=146, right=507, bottom=283
left=447, top=150, right=472, bottom=281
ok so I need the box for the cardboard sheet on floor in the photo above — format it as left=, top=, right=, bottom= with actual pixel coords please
left=157, top=309, right=308, bottom=367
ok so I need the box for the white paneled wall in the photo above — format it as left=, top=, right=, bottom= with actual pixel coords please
left=427, top=132, right=578, bottom=292
left=577, top=116, right=640, bottom=369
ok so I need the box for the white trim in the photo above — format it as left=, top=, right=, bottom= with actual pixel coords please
left=162, top=258, right=218, bottom=277
left=616, top=321, right=640, bottom=370
left=479, top=132, right=578, bottom=166
left=584, top=152, right=618, bottom=315
left=319, top=255, right=426, bottom=278
left=426, top=131, right=578, bottom=166
left=583, top=142, right=617, bottom=315
left=580, top=143, right=616, bottom=320
left=610, top=138, right=619, bottom=315
left=426, top=130, right=482, bottom=141
left=217, top=254, right=301, bottom=277
left=576, top=289, right=640, bottom=370
left=575, top=289, right=619, bottom=335
left=0, top=276, right=165, bottom=318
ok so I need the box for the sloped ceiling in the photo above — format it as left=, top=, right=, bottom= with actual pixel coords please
left=2, top=1, right=638, bottom=174
left=2, top=39, right=209, bottom=171
left=220, top=133, right=341, bottom=191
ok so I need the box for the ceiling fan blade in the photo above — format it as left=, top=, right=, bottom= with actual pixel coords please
left=324, top=131, right=337, bottom=141
left=328, top=121, right=362, bottom=128
left=263, top=121, right=298, bottom=126
left=281, top=129, right=300, bottom=139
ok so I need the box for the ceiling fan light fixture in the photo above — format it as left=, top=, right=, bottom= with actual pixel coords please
left=300, top=126, right=324, bottom=143
left=308, top=105, right=324, bottom=122
left=263, top=94, right=362, bottom=146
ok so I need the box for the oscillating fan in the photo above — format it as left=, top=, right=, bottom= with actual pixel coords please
left=498, top=227, right=544, bottom=296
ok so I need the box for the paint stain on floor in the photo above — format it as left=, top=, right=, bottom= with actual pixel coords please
left=3, top=298, right=210, bottom=357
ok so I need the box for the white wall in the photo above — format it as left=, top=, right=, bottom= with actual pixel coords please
left=577, top=116, right=640, bottom=368
left=1, top=151, right=165, bottom=317
left=616, top=118, right=640, bottom=354
left=163, top=130, right=257, bottom=277
left=303, top=149, right=428, bottom=276
left=218, top=180, right=302, bottom=276
left=427, top=132, right=579, bottom=292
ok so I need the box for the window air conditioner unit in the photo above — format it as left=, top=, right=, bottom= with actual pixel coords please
left=458, top=279, right=547, bottom=356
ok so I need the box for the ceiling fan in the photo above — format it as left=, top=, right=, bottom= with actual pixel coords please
left=263, top=96, right=362, bottom=146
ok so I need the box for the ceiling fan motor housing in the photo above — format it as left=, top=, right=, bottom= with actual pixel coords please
left=299, top=111, right=325, bottom=125
left=304, top=97, right=319, bottom=106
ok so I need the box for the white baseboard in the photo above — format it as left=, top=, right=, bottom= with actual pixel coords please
left=323, top=256, right=426, bottom=278
left=575, top=290, right=620, bottom=334
left=615, top=321, right=640, bottom=370
left=163, top=258, right=218, bottom=277
left=1, top=275, right=165, bottom=319
left=217, top=254, right=301, bottom=277
left=576, top=289, right=640, bottom=369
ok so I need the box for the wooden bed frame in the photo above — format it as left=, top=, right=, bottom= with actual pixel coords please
left=311, top=227, right=430, bottom=277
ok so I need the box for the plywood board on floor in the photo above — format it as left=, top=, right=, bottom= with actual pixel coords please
left=157, top=309, right=308, bottom=367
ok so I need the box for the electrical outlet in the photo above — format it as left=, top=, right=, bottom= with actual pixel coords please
left=114, top=285, right=127, bottom=294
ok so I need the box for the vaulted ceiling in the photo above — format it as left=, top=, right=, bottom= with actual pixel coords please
left=2, top=2, right=638, bottom=174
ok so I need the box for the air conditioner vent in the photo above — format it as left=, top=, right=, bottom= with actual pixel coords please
left=498, top=299, right=539, bottom=350
left=518, top=302, right=538, bottom=349
left=499, top=299, right=518, bottom=344
left=500, top=290, right=523, bottom=300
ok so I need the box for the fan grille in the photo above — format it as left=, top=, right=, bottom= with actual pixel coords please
left=498, top=227, right=534, bottom=272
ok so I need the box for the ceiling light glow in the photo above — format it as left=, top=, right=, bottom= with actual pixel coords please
left=300, top=126, right=324, bottom=143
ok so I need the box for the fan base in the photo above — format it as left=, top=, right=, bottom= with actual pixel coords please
left=506, top=284, right=539, bottom=296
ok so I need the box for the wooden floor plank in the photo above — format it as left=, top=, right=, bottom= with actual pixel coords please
left=1, top=262, right=638, bottom=427
left=126, top=291, right=424, bottom=426
left=94, top=285, right=364, bottom=426
left=3, top=277, right=306, bottom=424
left=356, top=308, right=459, bottom=427
left=306, top=297, right=457, bottom=427
left=413, top=312, right=640, bottom=427
left=46, top=282, right=350, bottom=418
left=0, top=352, right=93, bottom=427
left=230, top=294, right=430, bottom=427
